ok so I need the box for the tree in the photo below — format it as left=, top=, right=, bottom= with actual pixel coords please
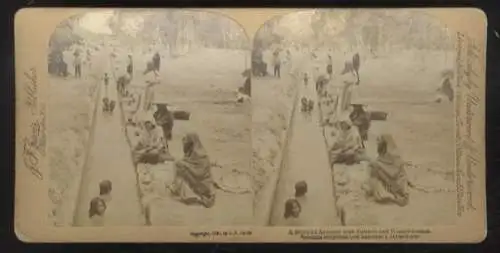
left=48, top=16, right=82, bottom=76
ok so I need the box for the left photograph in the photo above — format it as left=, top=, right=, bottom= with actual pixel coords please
left=47, top=9, right=253, bottom=227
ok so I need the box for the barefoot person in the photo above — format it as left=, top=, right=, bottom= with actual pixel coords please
left=169, top=133, right=216, bottom=208
left=366, top=134, right=410, bottom=206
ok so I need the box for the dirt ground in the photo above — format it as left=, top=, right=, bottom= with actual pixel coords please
left=251, top=57, right=298, bottom=223
left=47, top=51, right=102, bottom=226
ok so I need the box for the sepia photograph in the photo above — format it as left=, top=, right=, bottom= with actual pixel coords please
left=252, top=9, right=458, bottom=227
left=14, top=8, right=486, bottom=242
left=46, top=9, right=253, bottom=227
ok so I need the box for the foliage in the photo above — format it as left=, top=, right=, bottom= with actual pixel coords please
left=276, top=10, right=454, bottom=52
left=48, top=17, right=82, bottom=75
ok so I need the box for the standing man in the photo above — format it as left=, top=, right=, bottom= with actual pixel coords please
left=74, top=50, right=82, bottom=78
left=273, top=49, right=281, bottom=78
left=152, top=52, right=161, bottom=77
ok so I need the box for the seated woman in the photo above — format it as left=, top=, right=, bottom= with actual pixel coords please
left=168, top=133, right=216, bottom=208
left=132, top=115, right=173, bottom=165
left=328, top=115, right=366, bottom=166
left=365, top=134, right=409, bottom=206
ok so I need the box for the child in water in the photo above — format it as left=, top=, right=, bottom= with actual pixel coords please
left=88, top=197, right=106, bottom=226
left=283, top=198, right=302, bottom=226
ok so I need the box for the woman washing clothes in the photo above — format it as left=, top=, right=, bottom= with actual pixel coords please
left=365, top=134, right=410, bottom=206
left=132, top=114, right=173, bottom=165
left=168, top=133, right=216, bottom=208
left=328, top=114, right=367, bottom=166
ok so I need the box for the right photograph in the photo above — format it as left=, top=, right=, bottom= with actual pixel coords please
left=252, top=9, right=457, bottom=227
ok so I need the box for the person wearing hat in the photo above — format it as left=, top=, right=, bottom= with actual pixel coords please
left=132, top=114, right=173, bottom=165
left=153, top=103, right=174, bottom=149
left=349, top=104, right=371, bottom=146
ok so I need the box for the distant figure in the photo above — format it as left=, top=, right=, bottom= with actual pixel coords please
left=169, top=133, right=216, bottom=208
left=132, top=115, right=173, bottom=165
left=143, top=79, right=157, bottom=111
left=116, top=74, right=128, bottom=96
left=251, top=48, right=267, bottom=76
left=103, top=73, right=109, bottom=96
left=153, top=52, right=161, bottom=75
left=153, top=104, right=174, bottom=148
left=284, top=198, right=302, bottom=225
left=237, top=69, right=251, bottom=102
left=273, top=49, right=281, bottom=78
left=127, top=55, right=134, bottom=78
left=327, top=55, right=333, bottom=79
left=339, top=62, right=360, bottom=113
left=303, top=72, right=309, bottom=86
left=366, top=134, right=409, bottom=207
left=99, top=180, right=113, bottom=202
left=352, top=52, right=360, bottom=83
left=74, top=51, right=82, bottom=78
left=86, top=49, right=92, bottom=68
left=436, top=71, right=454, bottom=102
left=104, top=73, right=109, bottom=87
left=88, top=197, right=106, bottom=226
left=295, top=181, right=308, bottom=209
left=102, top=97, right=116, bottom=115
left=328, top=115, right=366, bottom=166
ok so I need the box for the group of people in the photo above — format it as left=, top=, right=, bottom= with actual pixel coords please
left=313, top=51, right=410, bottom=207
left=130, top=106, right=216, bottom=210
left=113, top=51, right=217, bottom=211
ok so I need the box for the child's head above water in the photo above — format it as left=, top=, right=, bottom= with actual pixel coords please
left=99, top=180, right=112, bottom=196
left=295, top=180, right=308, bottom=197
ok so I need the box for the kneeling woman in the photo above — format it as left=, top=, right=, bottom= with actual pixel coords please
left=169, top=133, right=216, bottom=208
left=366, top=134, right=409, bottom=206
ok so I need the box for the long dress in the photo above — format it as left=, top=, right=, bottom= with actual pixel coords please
left=170, top=133, right=216, bottom=208
left=367, top=134, right=409, bottom=206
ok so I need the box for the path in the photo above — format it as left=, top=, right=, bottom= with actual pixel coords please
left=73, top=47, right=145, bottom=226
left=269, top=73, right=340, bottom=226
